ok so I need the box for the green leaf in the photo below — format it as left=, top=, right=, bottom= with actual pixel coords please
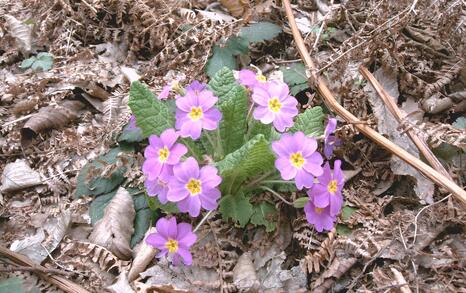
left=293, top=197, right=309, bottom=208
left=0, top=277, right=38, bottom=293
left=208, top=67, right=239, bottom=102
left=219, top=192, right=253, bottom=227
left=336, top=224, right=352, bottom=236
left=289, top=106, right=325, bottom=137
left=453, top=117, right=466, bottom=130
left=128, top=81, right=175, bottom=137
left=89, top=190, right=117, bottom=224
left=118, top=124, right=143, bottom=143
left=248, top=120, right=272, bottom=141
left=218, top=85, right=249, bottom=154
left=225, top=36, right=249, bottom=55
left=131, top=208, right=153, bottom=247
left=280, top=63, right=307, bottom=86
left=180, top=137, right=205, bottom=161
left=250, top=202, right=277, bottom=232
left=74, top=147, right=133, bottom=198
left=20, top=52, right=54, bottom=71
left=290, top=83, right=308, bottom=96
left=240, top=22, right=282, bottom=43
left=205, top=46, right=237, bottom=78
left=20, top=57, right=35, bottom=69
left=341, top=205, right=357, bottom=221
left=215, top=134, right=275, bottom=194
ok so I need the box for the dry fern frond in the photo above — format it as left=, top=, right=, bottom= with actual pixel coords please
left=3, top=14, right=32, bottom=53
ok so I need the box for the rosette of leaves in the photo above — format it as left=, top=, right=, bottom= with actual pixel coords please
left=129, top=67, right=324, bottom=231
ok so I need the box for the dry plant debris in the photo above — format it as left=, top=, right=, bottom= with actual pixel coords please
left=0, top=0, right=465, bottom=292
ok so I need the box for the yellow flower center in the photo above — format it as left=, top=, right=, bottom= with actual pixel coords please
left=290, top=152, right=305, bottom=169
left=327, top=180, right=338, bottom=194
left=188, top=106, right=203, bottom=121
left=256, top=74, right=266, bottom=82
left=268, top=97, right=282, bottom=113
left=186, top=178, right=202, bottom=196
left=315, top=207, right=324, bottom=214
left=165, top=239, right=178, bottom=253
left=158, top=147, right=170, bottom=163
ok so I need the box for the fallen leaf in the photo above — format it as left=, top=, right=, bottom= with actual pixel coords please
left=107, top=272, right=135, bottom=293
left=120, top=66, right=141, bottom=84
left=4, top=14, right=32, bottom=53
left=10, top=212, right=71, bottom=263
left=233, top=253, right=260, bottom=291
left=89, top=187, right=135, bottom=260
left=128, top=228, right=157, bottom=282
left=220, top=0, right=250, bottom=18
left=1, top=159, right=42, bottom=193
left=364, top=67, right=435, bottom=203
left=21, top=100, right=86, bottom=148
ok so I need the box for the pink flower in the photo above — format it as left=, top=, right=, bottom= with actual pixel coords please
left=238, top=69, right=267, bottom=89
left=272, top=131, right=323, bottom=190
left=167, top=157, right=221, bottom=217
left=142, top=129, right=188, bottom=181
left=186, top=80, right=206, bottom=93
left=308, top=160, right=344, bottom=216
left=175, top=88, right=222, bottom=140
left=252, top=81, right=298, bottom=132
left=323, top=117, right=341, bottom=158
left=304, top=200, right=336, bottom=232
left=145, top=166, right=172, bottom=204
left=146, top=217, right=197, bottom=265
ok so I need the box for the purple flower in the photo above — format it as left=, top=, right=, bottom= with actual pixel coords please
left=145, top=166, right=173, bottom=204
left=158, top=80, right=181, bottom=100
left=142, top=129, right=188, bottom=181
left=186, top=80, right=206, bottom=93
left=304, top=200, right=336, bottom=232
left=175, top=88, right=222, bottom=140
left=146, top=217, right=197, bottom=265
left=167, top=157, right=221, bottom=217
left=127, top=115, right=138, bottom=130
left=238, top=69, right=267, bottom=89
left=308, top=160, right=344, bottom=216
left=323, top=117, right=341, bottom=158
left=252, top=81, right=298, bottom=132
left=272, top=131, right=324, bottom=190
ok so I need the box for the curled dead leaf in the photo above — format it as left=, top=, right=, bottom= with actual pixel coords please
left=89, top=187, right=135, bottom=260
left=220, top=0, right=251, bottom=19
left=21, top=100, right=85, bottom=148
left=233, top=252, right=260, bottom=292
left=1, top=159, right=42, bottom=193
left=4, top=14, right=33, bottom=53
left=128, top=227, right=157, bottom=282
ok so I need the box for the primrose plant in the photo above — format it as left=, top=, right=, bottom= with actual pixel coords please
left=128, top=67, right=345, bottom=265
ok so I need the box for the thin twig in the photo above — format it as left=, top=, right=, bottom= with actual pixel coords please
left=282, top=0, right=466, bottom=206
left=360, top=66, right=452, bottom=181
left=0, top=265, right=68, bottom=275
left=259, top=185, right=293, bottom=206
left=194, top=210, right=214, bottom=233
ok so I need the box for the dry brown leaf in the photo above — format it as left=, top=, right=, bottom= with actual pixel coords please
left=1, top=159, right=42, bottom=193
left=233, top=252, right=259, bottom=292
left=128, top=227, right=157, bottom=282
left=220, top=0, right=251, bottom=18
left=4, top=14, right=33, bottom=53
left=88, top=187, right=135, bottom=260
left=107, top=272, right=135, bottom=293
left=21, top=100, right=86, bottom=148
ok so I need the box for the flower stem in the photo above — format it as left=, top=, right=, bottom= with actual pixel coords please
left=246, top=171, right=274, bottom=188
left=193, top=210, right=214, bottom=233
left=261, top=180, right=296, bottom=185
left=180, top=138, right=201, bottom=161
left=204, top=131, right=217, bottom=152
left=259, top=185, right=293, bottom=206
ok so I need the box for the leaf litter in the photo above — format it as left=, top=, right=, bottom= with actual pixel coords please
left=0, top=0, right=465, bottom=292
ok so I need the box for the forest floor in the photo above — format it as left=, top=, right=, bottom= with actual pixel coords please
left=0, top=0, right=465, bottom=292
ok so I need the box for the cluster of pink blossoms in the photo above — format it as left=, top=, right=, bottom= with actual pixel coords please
left=144, top=82, right=223, bottom=265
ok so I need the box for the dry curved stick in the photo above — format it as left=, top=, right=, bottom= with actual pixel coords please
left=359, top=66, right=452, bottom=181
left=282, top=0, right=466, bottom=206
left=0, top=246, right=90, bottom=293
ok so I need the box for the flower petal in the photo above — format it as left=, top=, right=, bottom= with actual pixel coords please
left=166, top=143, right=188, bottom=164
left=295, top=169, right=313, bottom=190
left=198, top=90, right=218, bottom=110
left=202, top=108, right=222, bottom=130
left=275, top=157, right=297, bottom=180
left=253, top=106, right=274, bottom=124
left=199, top=166, right=222, bottom=189
left=156, top=217, right=177, bottom=239
left=177, top=247, right=193, bottom=265
left=160, top=128, right=179, bottom=148
left=146, top=233, right=167, bottom=249
left=177, top=223, right=197, bottom=247
left=199, top=188, right=220, bottom=210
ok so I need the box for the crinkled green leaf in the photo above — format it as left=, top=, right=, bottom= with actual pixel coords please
left=240, top=22, right=282, bottom=43
left=218, top=85, right=248, bottom=154
left=205, top=46, right=237, bottom=78
left=225, top=36, right=249, bottom=55
left=75, top=147, right=133, bottom=198
left=289, top=106, right=324, bottom=137
left=118, top=124, right=143, bottom=143
left=180, top=137, right=205, bottom=161
left=293, top=197, right=309, bottom=208
left=219, top=192, right=253, bottom=227
left=89, top=190, right=117, bottom=224
left=251, top=202, right=277, bottom=232
left=248, top=120, right=272, bottom=141
left=336, top=224, right=352, bottom=236
left=215, top=134, right=275, bottom=194
left=280, top=62, right=307, bottom=86
left=341, top=205, right=357, bottom=221
left=131, top=208, right=153, bottom=247
left=146, top=195, right=179, bottom=214
left=290, top=83, right=308, bottom=96
left=20, top=52, right=54, bottom=71
left=208, top=67, right=239, bottom=103
left=128, top=81, right=175, bottom=137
